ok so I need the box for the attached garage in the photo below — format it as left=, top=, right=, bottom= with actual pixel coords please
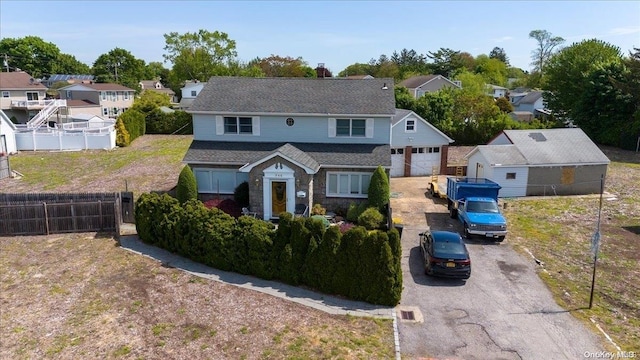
left=390, top=109, right=454, bottom=177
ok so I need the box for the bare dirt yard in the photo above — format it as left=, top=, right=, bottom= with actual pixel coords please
left=0, top=135, right=394, bottom=359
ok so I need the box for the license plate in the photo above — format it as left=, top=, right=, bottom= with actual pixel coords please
left=446, top=262, right=456, bottom=268
left=487, top=233, right=494, bottom=237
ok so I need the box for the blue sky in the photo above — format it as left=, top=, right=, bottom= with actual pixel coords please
left=1, top=1, right=638, bottom=75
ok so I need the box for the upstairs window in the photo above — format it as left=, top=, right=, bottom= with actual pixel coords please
left=224, top=116, right=253, bottom=134
left=191, top=90, right=197, bottom=96
left=405, top=119, right=416, bottom=132
left=26, top=92, right=39, bottom=101
left=336, top=118, right=366, bottom=137
left=2, top=91, right=9, bottom=98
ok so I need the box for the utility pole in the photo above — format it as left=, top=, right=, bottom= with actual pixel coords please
left=589, top=174, right=605, bottom=309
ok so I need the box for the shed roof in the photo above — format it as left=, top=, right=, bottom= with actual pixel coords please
left=189, top=77, right=396, bottom=116
left=493, top=128, right=610, bottom=165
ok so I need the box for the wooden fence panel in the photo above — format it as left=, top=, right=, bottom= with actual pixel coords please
left=0, top=193, right=119, bottom=236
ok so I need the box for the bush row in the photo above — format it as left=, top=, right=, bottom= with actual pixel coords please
left=145, top=109, right=193, bottom=135
left=134, top=192, right=402, bottom=306
left=117, top=109, right=146, bottom=146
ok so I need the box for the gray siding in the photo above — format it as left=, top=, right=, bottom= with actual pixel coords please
left=193, top=114, right=391, bottom=144
left=526, top=165, right=607, bottom=196
left=391, top=115, right=451, bottom=147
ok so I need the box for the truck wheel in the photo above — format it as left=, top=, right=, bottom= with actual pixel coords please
left=464, top=223, right=471, bottom=239
left=496, top=236, right=505, bottom=242
left=449, top=207, right=457, bottom=219
left=429, top=185, right=435, bottom=197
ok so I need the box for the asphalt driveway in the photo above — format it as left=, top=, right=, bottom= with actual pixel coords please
left=390, top=177, right=604, bottom=360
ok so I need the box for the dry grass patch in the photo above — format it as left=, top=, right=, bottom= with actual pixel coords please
left=503, top=147, right=639, bottom=351
left=0, top=233, right=394, bottom=359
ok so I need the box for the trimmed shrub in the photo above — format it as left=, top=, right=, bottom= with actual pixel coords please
left=346, top=201, right=369, bottom=223
left=368, top=165, right=390, bottom=210
left=311, top=203, right=326, bottom=216
left=115, top=118, right=130, bottom=147
left=119, top=109, right=146, bottom=142
left=176, top=166, right=197, bottom=204
left=203, top=198, right=242, bottom=218
left=233, top=181, right=250, bottom=208
left=358, top=207, right=384, bottom=230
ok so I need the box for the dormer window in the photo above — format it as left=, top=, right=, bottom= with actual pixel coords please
left=405, top=119, right=416, bottom=132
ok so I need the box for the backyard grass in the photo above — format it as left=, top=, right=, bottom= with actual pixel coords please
left=502, top=147, right=640, bottom=351
left=3, top=135, right=193, bottom=195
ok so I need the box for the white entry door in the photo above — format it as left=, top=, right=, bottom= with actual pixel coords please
left=390, top=148, right=405, bottom=177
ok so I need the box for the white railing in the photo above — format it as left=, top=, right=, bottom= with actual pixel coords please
left=10, top=99, right=57, bottom=109
left=26, top=100, right=67, bottom=129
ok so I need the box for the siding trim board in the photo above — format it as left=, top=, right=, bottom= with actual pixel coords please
left=189, top=111, right=393, bottom=118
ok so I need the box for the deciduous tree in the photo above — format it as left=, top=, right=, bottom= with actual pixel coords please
left=529, top=30, right=564, bottom=75
left=0, top=36, right=61, bottom=77
left=163, top=29, right=237, bottom=82
left=92, top=48, right=147, bottom=90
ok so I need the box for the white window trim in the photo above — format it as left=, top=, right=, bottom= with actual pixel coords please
left=405, top=119, right=416, bottom=133
left=101, top=92, right=107, bottom=101
left=124, top=91, right=130, bottom=100
left=335, top=118, right=373, bottom=138
left=26, top=91, right=39, bottom=101
left=1, top=91, right=9, bottom=98
left=193, top=168, right=248, bottom=194
left=218, top=116, right=259, bottom=135
left=326, top=171, right=372, bottom=198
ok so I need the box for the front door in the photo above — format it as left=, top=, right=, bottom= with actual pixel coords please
left=271, top=181, right=287, bottom=216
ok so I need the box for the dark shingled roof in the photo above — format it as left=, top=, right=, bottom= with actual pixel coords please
left=398, top=75, right=438, bottom=89
left=189, top=77, right=396, bottom=115
left=183, top=141, right=391, bottom=169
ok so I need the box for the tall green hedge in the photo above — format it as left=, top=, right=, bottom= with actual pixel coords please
left=119, top=109, right=146, bottom=142
left=134, top=192, right=402, bottom=306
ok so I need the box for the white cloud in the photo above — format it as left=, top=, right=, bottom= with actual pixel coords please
left=609, top=26, right=640, bottom=36
left=493, top=36, right=513, bottom=43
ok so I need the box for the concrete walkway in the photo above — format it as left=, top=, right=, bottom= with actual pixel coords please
left=118, top=234, right=394, bottom=319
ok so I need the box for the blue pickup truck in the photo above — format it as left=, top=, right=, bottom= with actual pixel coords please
left=446, top=177, right=508, bottom=242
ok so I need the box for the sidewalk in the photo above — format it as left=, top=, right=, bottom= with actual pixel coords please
left=117, top=234, right=394, bottom=320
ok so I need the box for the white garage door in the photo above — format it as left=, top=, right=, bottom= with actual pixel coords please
left=409, top=147, right=441, bottom=176
left=390, top=148, right=405, bottom=177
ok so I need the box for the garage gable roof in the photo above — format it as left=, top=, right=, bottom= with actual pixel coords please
left=391, top=108, right=454, bottom=143
left=466, top=145, right=527, bottom=166
left=487, top=128, right=610, bottom=166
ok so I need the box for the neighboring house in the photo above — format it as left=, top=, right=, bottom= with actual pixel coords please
left=512, top=90, right=544, bottom=113
left=183, top=76, right=395, bottom=220
left=390, top=109, right=454, bottom=177
left=398, top=75, right=461, bottom=99
left=0, top=71, right=49, bottom=123
left=65, top=99, right=102, bottom=119
left=509, top=111, right=535, bottom=122
left=465, top=128, right=609, bottom=197
left=345, top=75, right=374, bottom=79
left=178, top=80, right=205, bottom=109
left=487, top=84, right=508, bottom=98
left=0, top=109, right=17, bottom=154
left=58, top=83, right=135, bottom=118
left=42, top=74, right=94, bottom=88
left=139, top=80, right=177, bottom=103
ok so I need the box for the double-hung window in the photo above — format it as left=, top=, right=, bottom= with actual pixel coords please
left=336, top=118, right=366, bottom=137
left=327, top=172, right=372, bottom=197
left=26, top=92, right=39, bottom=101
left=224, top=116, right=253, bottom=134
left=405, top=119, right=416, bottom=132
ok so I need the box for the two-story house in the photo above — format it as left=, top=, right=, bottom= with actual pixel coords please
left=139, top=80, right=177, bottom=103
left=183, top=77, right=395, bottom=220
left=398, top=75, right=461, bottom=99
left=178, top=80, right=205, bottom=109
left=58, top=83, right=135, bottom=118
left=0, top=71, right=49, bottom=123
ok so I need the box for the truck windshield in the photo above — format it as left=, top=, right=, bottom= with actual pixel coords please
left=467, top=201, right=499, bottom=213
